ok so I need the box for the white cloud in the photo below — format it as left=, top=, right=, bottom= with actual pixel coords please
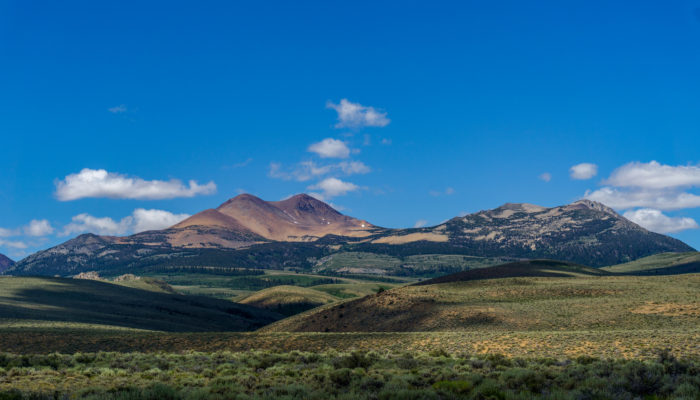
left=308, top=138, right=351, bottom=159
left=24, top=219, right=54, bottom=237
left=381, top=138, right=392, bottom=145
left=570, top=163, right=598, bottom=180
left=63, top=214, right=132, bottom=236
left=539, top=172, right=552, bottom=182
left=0, top=227, right=15, bottom=237
left=327, top=99, right=390, bottom=129
left=604, top=161, right=700, bottom=189
left=583, top=161, right=700, bottom=211
left=55, top=168, right=216, bottom=201
left=339, top=161, right=371, bottom=175
left=308, top=178, right=360, bottom=198
left=62, top=208, right=191, bottom=236
left=0, top=239, right=27, bottom=249
left=131, top=208, right=190, bottom=233
left=584, top=187, right=700, bottom=211
left=623, top=208, right=699, bottom=234
left=108, top=104, right=127, bottom=113
left=413, top=219, right=428, bottom=228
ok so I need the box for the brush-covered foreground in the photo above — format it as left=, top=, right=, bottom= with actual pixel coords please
left=0, top=350, right=698, bottom=399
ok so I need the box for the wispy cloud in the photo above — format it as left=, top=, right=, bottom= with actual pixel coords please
left=55, top=168, right=216, bottom=201
left=108, top=104, right=127, bottom=114
left=327, top=99, right=390, bottom=129
left=225, top=158, right=253, bottom=169
left=429, top=187, right=455, bottom=197
left=269, top=160, right=370, bottom=182
left=538, top=172, right=552, bottom=182
left=0, top=239, right=27, bottom=249
left=413, top=219, right=428, bottom=228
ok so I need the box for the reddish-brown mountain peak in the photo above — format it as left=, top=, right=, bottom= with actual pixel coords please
left=171, top=209, right=251, bottom=231
left=217, top=193, right=268, bottom=209
left=272, top=194, right=342, bottom=217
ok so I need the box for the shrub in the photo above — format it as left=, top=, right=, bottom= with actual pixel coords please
left=432, top=380, right=473, bottom=394
left=621, top=361, right=665, bottom=396
left=329, top=368, right=353, bottom=387
left=471, top=378, right=506, bottom=400
left=332, top=351, right=374, bottom=369
left=500, top=367, right=545, bottom=392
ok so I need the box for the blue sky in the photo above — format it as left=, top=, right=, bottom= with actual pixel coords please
left=2, top=1, right=700, bottom=259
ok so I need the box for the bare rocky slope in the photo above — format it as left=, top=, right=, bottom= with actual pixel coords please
left=4, top=197, right=694, bottom=276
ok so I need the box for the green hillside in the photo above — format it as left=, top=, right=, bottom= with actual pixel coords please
left=603, top=251, right=700, bottom=274
left=236, top=285, right=339, bottom=316
left=0, top=276, right=281, bottom=332
left=265, top=271, right=700, bottom=333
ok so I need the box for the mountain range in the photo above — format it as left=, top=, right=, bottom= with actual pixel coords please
left=3, top=194, right=694, bottom=276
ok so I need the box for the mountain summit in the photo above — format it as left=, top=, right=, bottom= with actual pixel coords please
left=176, top=193, right=375, bottom=241
left=421, top=199, right=693, bottom=266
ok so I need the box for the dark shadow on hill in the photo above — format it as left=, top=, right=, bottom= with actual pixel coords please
left=624, top=262, right=700, bottom=276
left=0, top=278, right=283, bottom=332
left=414, top=259, right=610, bottom=286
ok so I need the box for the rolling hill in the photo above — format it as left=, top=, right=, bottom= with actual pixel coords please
left=236, top=285, right=339, bottom=316
left=602, top=251, right=700, bottom=275
left=415, top=259, right=609, bottom=285
left=4, top=196, right=695, bottom=276
left=0, top=276, right=282, bottom=332
left=265, top=260, right=700, bottom=333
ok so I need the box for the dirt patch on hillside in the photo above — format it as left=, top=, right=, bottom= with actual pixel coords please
left=372, top=233, right=448, bottom=244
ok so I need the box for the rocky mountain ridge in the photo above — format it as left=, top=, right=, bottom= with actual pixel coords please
left=3, top=196, right=694, bottom=275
